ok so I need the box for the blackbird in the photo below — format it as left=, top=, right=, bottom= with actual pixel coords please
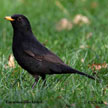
left=5, top=14, right=95, bottom=88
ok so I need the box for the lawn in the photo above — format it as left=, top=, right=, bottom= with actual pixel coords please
left=0, top=0, right=108, bottom=108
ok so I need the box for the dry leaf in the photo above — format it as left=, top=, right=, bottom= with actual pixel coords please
left=104, top=101, right=108, bottom=105
left=73, top=14, right=90, bottom=25
left=80, top=45, right=89, bottom=49
left=95, top=106, right=100, bottom=108
left=56, top=18, right=73, bottom=31
left=8, top=54, right=15, bottom=68
left=88, top=63, right=108, bottom=71
left=81, top=58, right=84, bottom=63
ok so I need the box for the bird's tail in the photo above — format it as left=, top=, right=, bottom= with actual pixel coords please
left=68, top=68, right=95, bottom=80
left=50, top=64, right=95, bottom=80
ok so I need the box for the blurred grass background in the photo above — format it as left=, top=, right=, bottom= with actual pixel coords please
left=0, top=0, right=108, bottom=107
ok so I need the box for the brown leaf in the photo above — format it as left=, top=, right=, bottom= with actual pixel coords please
left=73, top=14, right=90, bottom=25
left=81, top=58, right=84, bottom=63
left=104, top=101, right=108, bottom=105
left=95, top=105, right=100, bottom=108
left=88, top=63, right=108, bottom=71
left=8, top=54, right=15, bottom=68
left=56, top=18, right=73, bottom=31
left=80, top=45, right=89, bottom=49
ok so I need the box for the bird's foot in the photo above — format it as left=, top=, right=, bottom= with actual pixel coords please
left=32, top=75, right=39, bottom=88
left=32, top=81, right=37, bottom=88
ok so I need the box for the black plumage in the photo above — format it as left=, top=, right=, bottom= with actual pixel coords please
left=5, top=14, right=95, bottom=87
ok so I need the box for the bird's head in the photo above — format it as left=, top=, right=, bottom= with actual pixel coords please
left=5, top=14, right=31, bottom=31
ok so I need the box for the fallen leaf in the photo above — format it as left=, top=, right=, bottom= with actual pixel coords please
left=8, top=54, right=15, bottom=68
left=73, top=14, right=90, bottom=25
left=81, top=58, right=84, bottom=63
left=104, top=101, right=108, bottom=105
left=95, top=105, right=100, bottom=108
left=80, top=45, right=89, bottom=49
left=56, top=18, right=73, bottom=31
left=88, top=63, right=108, bottom=71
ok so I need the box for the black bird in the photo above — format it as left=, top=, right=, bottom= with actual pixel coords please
left=5, top=14, right=95, bottom=88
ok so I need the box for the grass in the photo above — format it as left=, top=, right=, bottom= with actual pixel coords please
left=0, top=0, right=108, bottom=107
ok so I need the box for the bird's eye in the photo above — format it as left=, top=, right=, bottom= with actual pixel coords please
left=17, top=17, right=22, bottom=21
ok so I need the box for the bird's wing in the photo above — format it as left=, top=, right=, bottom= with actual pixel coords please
left=24, top=49, right=64, bottom=64
left=22, top=39, right=64, bottom=64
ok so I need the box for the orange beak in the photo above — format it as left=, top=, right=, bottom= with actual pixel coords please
left=5, top=16, right=15, bottom=21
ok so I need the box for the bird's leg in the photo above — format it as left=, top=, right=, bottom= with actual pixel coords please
left=42, top=75, right=46, bottom=86
left=32, top=75, right=39, bottom=88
